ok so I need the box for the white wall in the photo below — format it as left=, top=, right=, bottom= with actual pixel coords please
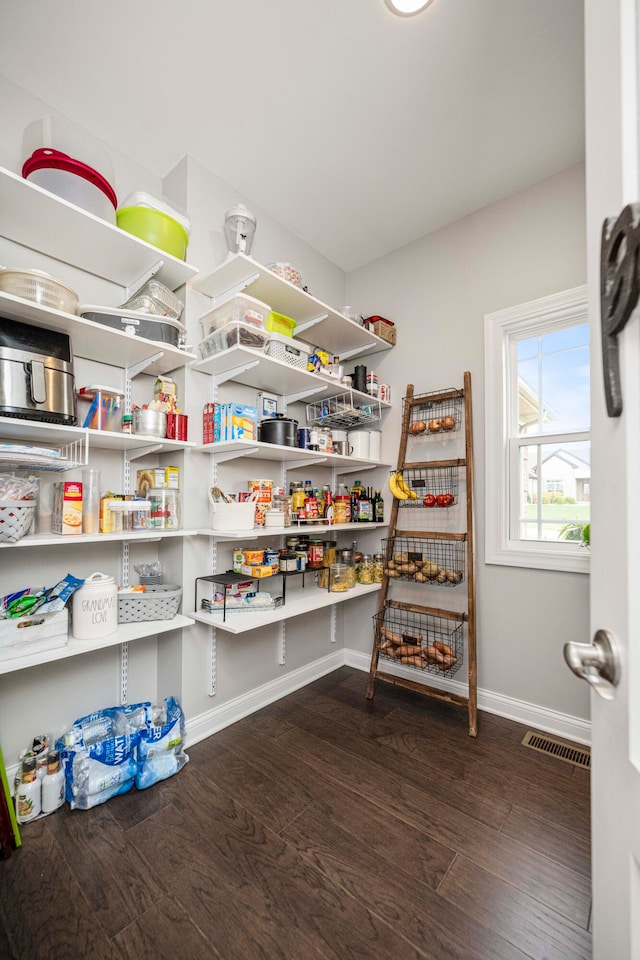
left=345, top=162, right=591, bottom=721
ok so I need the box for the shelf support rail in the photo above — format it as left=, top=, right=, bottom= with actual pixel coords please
left=120, top=643, right=129, bottom=705
left=278, top=622, right=287, bottom=666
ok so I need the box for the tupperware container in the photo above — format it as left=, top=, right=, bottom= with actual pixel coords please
left=22, top=149, right=117, bottom=223
left=265, top=311, right=297, bottom=337
left=116, top=205, right=189, bottom=259
left=199, top=293, right=271, bottom=338
left=198, top=321, right=268, bottom=359
left=0, top=267, right=79, bottom=314
left=23, top=116, right=116, bottom=187
left=118, top=192, right=191, bottom=234
left=266, top=262, right=303, bottom=288
left=76, top=385, right=125, bottom=431
left=119, top=280, right=184, bottom=321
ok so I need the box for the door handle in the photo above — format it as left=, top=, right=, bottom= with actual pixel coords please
left=564, top=628, right=621, bottom=700
left=28, top=360, right=47, bottom=405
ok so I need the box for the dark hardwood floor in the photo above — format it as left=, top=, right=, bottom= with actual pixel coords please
left=0, top=667, right=591, bottom=959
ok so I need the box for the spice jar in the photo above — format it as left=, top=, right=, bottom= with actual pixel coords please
left=357, top=554, right=374, bottom=585
left=329, top=563, right=350, bottom=592
left=372, top=554, right=384, bottom=583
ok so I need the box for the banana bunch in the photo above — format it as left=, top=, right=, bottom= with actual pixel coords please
left=388, top=471, right=418, bottom=500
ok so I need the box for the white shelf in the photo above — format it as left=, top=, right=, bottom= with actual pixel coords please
left=0, top=614, right=195, bottom=676
left=189, top=581, right=381, bottom=635
left=197, top=521, right=389, bottom=540
left=0, top=417, right=195, bottom=455
left=192, top=253, right=392, bottom=360
left=195, top=438, right=391, bottom=470
left=0, top=292, right=196, bottom=375
left=0, top=529, right=197, bottom=549
left=191, top=343, right=392, bottom=408
left=0, top=166, right=197, bottom=292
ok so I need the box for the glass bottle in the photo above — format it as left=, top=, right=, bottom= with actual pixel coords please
left=373, top=489, right=384, bottom=523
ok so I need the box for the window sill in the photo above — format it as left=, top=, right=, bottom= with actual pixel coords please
left=486, top=541, right=590, bottom=574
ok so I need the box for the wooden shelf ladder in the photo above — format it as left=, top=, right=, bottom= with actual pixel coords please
left=366, top=372, right=477, bottom=737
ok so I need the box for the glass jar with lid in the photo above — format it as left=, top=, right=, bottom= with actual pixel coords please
left=329, top=562, right=350, bottom=592
left=318, top=540, right=337, bottom=587
left=273, top=494, right=292, bottom=527
left=372, top=554, right=384, bottom=583
left=357, top=554, right=374, bottom=585
left=338, top=547, right=356, bottom=588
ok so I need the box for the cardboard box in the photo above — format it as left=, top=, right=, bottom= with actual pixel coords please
left=227, top=403, right=258, bottom=441
left=137, top=469, right=165, bottom=494
left=370, top=319, right=396, bottom=345
left=0, top=609, right=68, bottom=661
left=51, top=481, right=83, bottom=535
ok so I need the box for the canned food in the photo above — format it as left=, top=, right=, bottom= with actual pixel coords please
left=308, top=539, right=324, bottom=569
left=243, top=549, right=265, bottom=565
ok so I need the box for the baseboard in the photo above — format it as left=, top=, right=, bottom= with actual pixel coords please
left=344, top=648, right=591, bottom=746
left=185, top=649, right=345, bottom=747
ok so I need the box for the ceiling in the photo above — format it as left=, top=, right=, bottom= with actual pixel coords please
left=0, top=0, right=584, bottom=273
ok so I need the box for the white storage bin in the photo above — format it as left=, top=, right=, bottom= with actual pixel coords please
left=0, top=609, right=68, bottom=661
left=23, top=116, right=115, bottom=187
left=199, top=294, right=271, bottom=338
left=264, top=332, right=309, bottom=370
left=198, top=321, right=268, bottom=359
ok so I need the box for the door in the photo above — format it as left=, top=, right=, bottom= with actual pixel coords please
left=581, top=0, right=640, bottom=956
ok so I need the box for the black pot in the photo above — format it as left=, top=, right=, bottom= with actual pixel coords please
left=259, top=414, right=299, bottom=447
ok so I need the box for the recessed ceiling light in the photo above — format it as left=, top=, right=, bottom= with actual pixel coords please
left=385, top=0, right=434, bottom=15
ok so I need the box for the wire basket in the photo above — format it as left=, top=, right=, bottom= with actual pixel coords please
left=405, top=387, right=464, bottom=436
left=374, top=601, right=464, bottom=678
left=306, top=391, right=382, bottom=430
left=117, top=585, right=182, bottom=623
left=396, top=465, right=460, bottom=507
left=382, top=536, right=465, bottom=585
left=0, top=500, right=36, bottom=543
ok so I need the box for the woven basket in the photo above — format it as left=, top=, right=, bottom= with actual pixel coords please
left=0, top=500, right=36, bottom=543
left=117, top=585, right=182, bottom=623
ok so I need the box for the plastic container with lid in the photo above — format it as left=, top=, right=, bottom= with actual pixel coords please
left=148, top=488, right=181, bottom=530
left=116, top=192, right=190, bottom=260
left=23, top=149, right=118, bottom=223
left=266, top=262, right=303, bottom=288
left=198, top=321, right=268, bottom=359
left=265, top=311, right=297, bottom=338
left=23, top=116, right=116, bottom=187
left=0, top=267, right=79, bottom=314
left=199, top=294, right=271, bottom=338
left=76, top=385, right=125, bottom=431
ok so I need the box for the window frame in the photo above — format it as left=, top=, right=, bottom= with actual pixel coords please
left=484, top=285, right=590, bottom=574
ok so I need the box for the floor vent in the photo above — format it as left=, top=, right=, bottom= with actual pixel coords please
left=521, top=731, right=591, bottom=769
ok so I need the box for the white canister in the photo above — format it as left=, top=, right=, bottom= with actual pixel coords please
left=72, top=572, right=118, bottom=640
left=367, top=430, right=382, bottom=461
left=332, top=429, right=348, bottom=443
left=349, top=430, right=370, bottom=459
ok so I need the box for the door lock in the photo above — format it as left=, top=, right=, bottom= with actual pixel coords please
left=564, top=628, right=621, bottom=700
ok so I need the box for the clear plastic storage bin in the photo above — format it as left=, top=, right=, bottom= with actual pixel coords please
left=198, top=321, right=268, bottom=359
left=199, top=294, right=271, bottom=339
left=76, top=385, right=125, bottom=431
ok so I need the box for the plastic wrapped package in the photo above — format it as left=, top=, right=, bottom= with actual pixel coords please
left=136, top=696, right=188, bottom=790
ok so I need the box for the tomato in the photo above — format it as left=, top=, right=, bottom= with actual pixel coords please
left=423, top=494, right=436, bottom=507
left=436, top=493, right=454, bottom=507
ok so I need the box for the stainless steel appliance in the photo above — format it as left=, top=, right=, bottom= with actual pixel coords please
left=0, top=318, right=77, bottom=425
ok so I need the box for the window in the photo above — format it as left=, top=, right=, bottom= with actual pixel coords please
left=484, top=286, right=590, bottom=573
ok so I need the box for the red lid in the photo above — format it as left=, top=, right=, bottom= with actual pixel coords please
left=22, top=148, right=117, bottom=209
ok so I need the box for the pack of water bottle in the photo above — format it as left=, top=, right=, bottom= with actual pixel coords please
left=56, top=696, right=188, bottom=810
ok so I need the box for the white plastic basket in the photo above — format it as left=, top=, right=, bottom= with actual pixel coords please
left=208, top=490, right=257, bottom=531
left=264, top=333, right=309, bottom=370
left=117, top=586, right=182, bottom=623
left=0, top=500, right=36, bottom=543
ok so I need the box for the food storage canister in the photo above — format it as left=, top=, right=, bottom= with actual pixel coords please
left=329, top=563, right=350, bottom=592
left=72, top=572, right=118, bottom=640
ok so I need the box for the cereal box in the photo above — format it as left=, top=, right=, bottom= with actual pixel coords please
left=51, top=482, right=83, bottom=535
